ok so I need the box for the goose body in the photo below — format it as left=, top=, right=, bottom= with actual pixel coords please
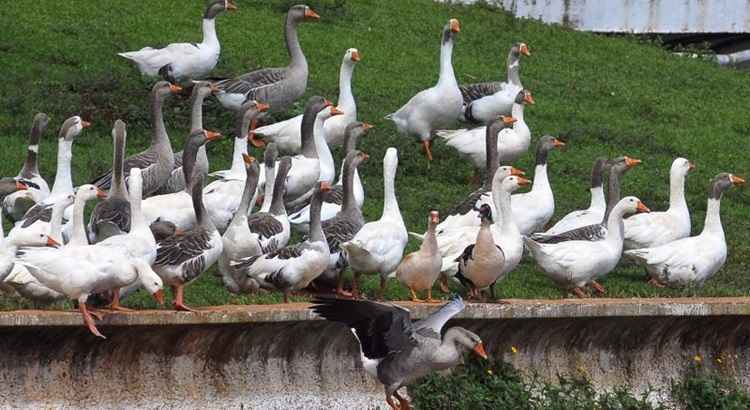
left=247, top=154, right=293, bottom=256
left=118, top=1, right=235, bottom=82
left=623, top=158, right=694, bottom=250
left=454, top=204, right=506, bottom=299
left=543, top=159, right=607, bottom=236
left=397, top=211, right=442, bottom=302
left=214, top=5, right=319, bottom=112
left=386, top=19, right=462, bottom=161
left=625, top=174, right=743, bottom=288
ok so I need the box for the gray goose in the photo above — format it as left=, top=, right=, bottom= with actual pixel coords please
left=313, top=150, right=369, bottom=296
left=247, top=153, right=293, bottom=253
left=2, top=113, right=50, bottom=221
left=90, top=81, right=180, bottom=197
left=88, top=120, right=131, bottom=242
left=155, top=82, right=217, bottom=194
left=214, top=4, right=320, bottom=112
left=311, top=296, right=487, bottom=410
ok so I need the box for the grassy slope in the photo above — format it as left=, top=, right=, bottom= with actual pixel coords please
left=1, top=0, right=748, bottom=308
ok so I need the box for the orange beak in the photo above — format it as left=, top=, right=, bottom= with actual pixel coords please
left=249, top=132, right=265, bottom=148
left=501, top=115, right=517, bottom=125
left=520, top=43, right=531, bottom=56
left=81, top=120, right=92, bottom=128
left=553, top=138, right=566, bottom=148
left=449, top=18, right=460, bottom=33
left=524, top=92, right=535, bottom=105
left=169, top=84, right=183, bottom=93
left=323, top=99, right=333, bottom=107
left=330, top=106, right=344, bottom=116
left=624, top=156, right=642, bottom=168
left=226, top=0, right=237, bottom=11
left=320, top=181, right=332, bottom=192
left=15, top=181, right=28, bottom=190
left=205, top=130, right=223, bottom=141
left=510, top=167, right=525, bottom=176
left=96, top=189, right=108, bottom=199
left=517, top=176, right=532, bottom=187
left=636, top=201, right=651, bottom=213
left=473, top=342, right=488, bottom=360
left=152, top=289, right=165, bottom=305
left=688, top=162, right=696, bottom=171
left=242, top=154, right=255, bottom=165
left=304, top=8, right=320, bottom=20
left=430, top=211, right=440, bottom=224
left=361, top=152, right=370, bottom=161
left=256, top=102, right=270, bottom=112
left=351, top=50, right=361, bottom=62
left=731, top=175, right=746, bottom=186
left=46, top=236, right=61, bottom=248
left=362, top=122, right=375, bottom=131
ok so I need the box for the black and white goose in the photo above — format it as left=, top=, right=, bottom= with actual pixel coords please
left=246, top=150, right=293, bottom=253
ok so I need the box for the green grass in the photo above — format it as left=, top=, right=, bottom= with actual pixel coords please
left=1, top=0, right=749, bottom=308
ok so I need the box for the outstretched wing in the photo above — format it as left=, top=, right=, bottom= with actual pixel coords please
left=413, top=295, right=465, bottom=338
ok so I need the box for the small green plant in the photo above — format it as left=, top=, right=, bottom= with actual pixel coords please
left=671, top=365, right=750, bottom=410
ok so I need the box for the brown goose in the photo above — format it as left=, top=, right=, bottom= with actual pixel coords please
left=454, top=204, right=505, bottom=300
left=214, top=4, right=320, bottom=112
left=311, top=296, right=487, bottom=410
left=90, top=81, right=181, bottom=197
left=396, top=210, right=442, bottom=303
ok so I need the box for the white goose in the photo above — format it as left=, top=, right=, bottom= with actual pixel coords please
left=207, top=99, right=263, bottom=182
left=542, top=158, right=608, bottom=236
left=118, top=0, right=236, bottom=83
left=623, top=157, right=694, bottom=250
left=342, top=148, right=408, bottom=299
left=525, top=196, right=650, bottom=297
left=386, top=19, right=462, bottom=161
left=458, top=42, right=531, bottom=123
left=254, top=48, right=361, bottom=153
left=3, top=113, right=51, bottom=221
left=437, top=89, right=534, bottom=168
left=625, top=173, right=744, bottom=288
left=233, top=182, right=331, bottom=303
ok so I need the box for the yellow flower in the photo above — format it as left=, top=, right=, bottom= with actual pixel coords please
left=487, top=369, right=494, bottom=375
left=511, top=346, right=518, bottom=354
left=693, top=355, right=703, bottom=363
left=716, top=357, right=723, bottom=364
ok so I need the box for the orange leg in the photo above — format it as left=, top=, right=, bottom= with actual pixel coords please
left=421, top=140, right=433, bottom=161
left=590, top=280, right=607, bottom=295
left=425, top=288, right=440, bottom=303
left=336, top=272, right=353, bottom=298
left=439, top=275, right=450, bottom=293
left=79, top=302, right=106, bottom=339
left=572, top=287, right=588, bottom=298
left=648, top=277, right=666, bottom=288
left=172, top=284, right=197, bottom=312
left=409, top=288, right=424, bottom=303
left=385, top=393, right=400, bottom=410
left=394, top=390, right=411, bottom=410
left=108, top=289, right=134, bottom=312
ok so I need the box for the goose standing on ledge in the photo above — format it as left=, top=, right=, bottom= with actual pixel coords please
left=541, top=158, right=608, bottom=236
left=88, top=120, right=131, bottom=243
left=625, top=173, right=744, bottom=288
left=254, top=48, right=361, bottom=152
left=459, top=42, right=531, bottom=123
left=342, top=148, right=408, bottom=299
left=525, top=196, right=650, bottom=298
left=623, top=157, right=694, bottom=250
left=455, top=204, right=505, bottom=301
left=90, top=81, right=180, bottom=197
left=3, top=113, right=51, bottom=221
left=386, top=19, right=462, bottom=161
left=214, top=4, right=319, bottom=112
left=311, top=296, right=487, bottom=410
left=396, top=210, right=442, bottom=302
left=118, top=0, right=237, bottom=83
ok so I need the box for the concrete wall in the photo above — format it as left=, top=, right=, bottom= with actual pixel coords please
left=0, top=299, right=749, bottom=409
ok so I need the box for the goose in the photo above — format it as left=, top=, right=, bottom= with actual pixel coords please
left=208, top=99, right=266, bottom=182
left=525, top=196, right=650, bottom=297
left=311, top=296, right=487, bottom=410
left=156, top=82, right=219, bottom=195
left=141, top=129, right=223, bottom=231
left=436, top=89, right=534, bottom=169
left=233, top=182, right=331, bottom=303
left=0, top=179, right=32, bottom=203
left=1, top=188, right=35, bottom=282
left=541, top=158, right=608, bottom=236
left=438, top=115, right=520, bottom=231
left=288, top=121, right=371, bottom=232
left=254, top=48, right=361, bottom=152
left=88, top=120, right=131, bottom=242
left=118, top=0, right=237, bottom=83
left=459, top=42, right=531, bottom=123
left=314, top=150, right=369, bottom=296
left=217, top=154, right=260, bottom=294
left=530, top=156, right=642, bottom=244
left=153, top=173, right=223, bottom=312
left=214, top=4, right=319, bottom=112
left=454, top=204, right=505, bottom=300
left=202, top=102, right=269, bottom=232
left=435, top=174, right=530, bottom=297
left=341, top=148, right=408, bottom=299
left=149, top=219, right=183, bottom=242
left=623, top=157, right=694, bottom=250
left=396, top=210, right=442, bottom=302
left=246, top=154, right=293, bottom=256
left=625, top=173, right=744, bottom=288
left=90, top=81, right=180, bottom=197
left=13, top=116, right=90, bottom=238
left=3, top=113, right=51, bottom=221
left=386, top=19, right=462, bottom=161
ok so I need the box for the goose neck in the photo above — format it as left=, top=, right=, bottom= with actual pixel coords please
left=285, top=17, right=307, bottom=70
left=201, top=18, right=219, bottom=47
left=382, top=161, right=400, bottom=217
left=589, top=186, right=606, bottom=211
left=181, top=141, right=201, bottom=193
left=337, top=61, right=356, bottom=111
left=260, top=163, right=275, bottom=212
left=110, top=134, right=127, bottom=198
left=603, top=170, right=623, bottom=221
left=234, top=172, right=258, bottom=224
left=438, top=37, right=457, bottom=88
left=300, top=108, right=318, bottom=158
left=530, top=164, right=549, bottom=193
left=484, top=123, right=502, bottom=182
left=20, top=121, right=44, bottom=178
left=50, top=139, right=74, bottom=196
left=190, top=91, right=209, bottom=133
left=69, top=193, right=90, bottom=246
left=49, top=202, right=67, bottom=242
left=511, top=102, right=525, bottom=122
left=269, top=165, right=288, bottom=215
left=314, top=118, right=335, bottom=182
left=702, top=198, right=724, bottom=235
left=668, top=172, right=688, bottom=213
left=308, top=189, right=325, bottom=243
left=507, top=54, right=521, bottom=87
left=604, top=203, right=627, bottom=244
left=151, top=93, right=169, bottom=147
left=341, top=160, right=357, bottom=212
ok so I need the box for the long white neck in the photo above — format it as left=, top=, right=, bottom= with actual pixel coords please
left=604, top=203, right=627, bottom=247
left=50, top=139, right=74, bottom=196
left=437, top=38, right=457, bottom=88
left=382, top=155, right=400, bottom=218
left=129, top=178, right=148, bottom=238
left=49, top=201, right=68, bottom=242
left=68, top=193, right=90, bottom=246
left=668, top=172, right=688, bottom=213
left=229, top=138, right=248, bottom=176
left=337, top=61, right=356, bottom=112
left=314, top=118, right=335, bottom=183
left=493, top=184, right=519, bottom=237
left=201, top=18, right=219, bottom=47
left=530, top=163, right=549, bottom=194
left=589, top=186, right=606, bottom=211
left=511, top=102, right=525, bottom=123
left=702, top=198, right=724, bottom=236
left=260, top=163, right=275, bottom=213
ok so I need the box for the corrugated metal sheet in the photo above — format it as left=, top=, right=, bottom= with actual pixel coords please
left=441, top=0, right=750, bottom=33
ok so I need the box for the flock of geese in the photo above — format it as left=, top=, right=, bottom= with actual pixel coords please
left=0, top=3, right=745, bottom=406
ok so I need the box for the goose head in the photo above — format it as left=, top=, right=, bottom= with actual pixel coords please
left=671, top=157, right=696, bottom=179
left=289, top=5, right=320, bottom=23
left=59, top=116, right=90, bottom=142
left=446, top=327, right=487, bottom=360
left=709, top=173, right=745, bottom=199
left=343, top=121, right=373, bottom=153
left=344, top=48, right=361, bottom=64
left=137, top=265, right=165, bottom=306
left=153, top=80, right=182, bottom=100
left=316, top=102, right=344, bottom=122
left=616, top=196, right=650, bottom=215
left=511, top=42, right=531, bottom=58
left=608, top=156, right=642, bottom=175
left=497, top=165, right=525, bottom=179
left=191, top=81, right=216, bottom=100
left=442, top=18, right=461, bottom=44
left=240, top=100, right=270, bottom=145
left=150, top=218, right=184, bottom=241
left=499, top=175, right=532, bottom=194
left=31, top=113, right=50, bottom=139
left=477, top=203, right=493, bottom=224
left=514, top=89, right=535, bottom=106
left=204, top=0, right=237, bottom=19
left=76, top=184, right=107, bottom=202
left=7, top=229, right=61, bottom=248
